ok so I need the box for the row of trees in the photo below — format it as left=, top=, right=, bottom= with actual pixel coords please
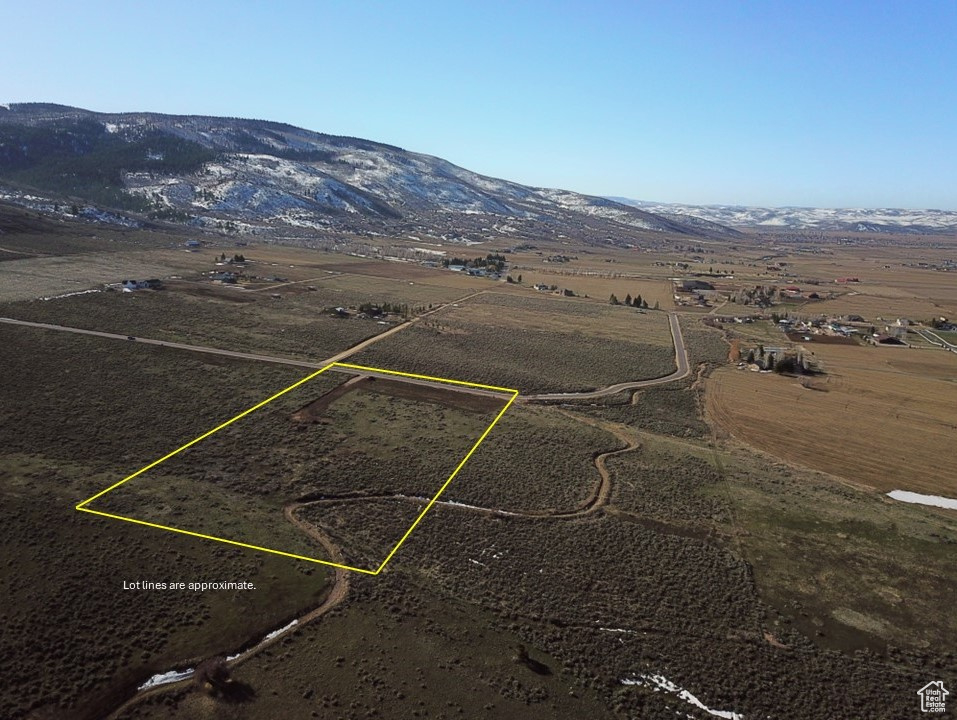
left=357, top=301, right=411, bottom=318
left=443, top=253, right=506, bottom=272
left=609, top=293, right=659, bottom=310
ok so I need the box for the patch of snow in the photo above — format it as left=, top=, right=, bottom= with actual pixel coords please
left=621, top=674, right=743, bottom=720
left=138, top=667, right=194, bottom=690
left=263, top=618, right=298, bottom=642
left=41, top=289, right=101, bottom=301
left=887, top=490, right=957, bottom=510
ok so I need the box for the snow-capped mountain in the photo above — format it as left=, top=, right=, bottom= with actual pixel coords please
left=0, top=104, right=735, bottom=244
left=608, top=197, right=957, bottom=234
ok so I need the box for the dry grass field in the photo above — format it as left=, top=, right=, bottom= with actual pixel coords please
left=508, top=269, right=674, bottom=308
left=706, top=343, right=957, bottom=496
left=0, top=250, right=209, bottom=302
left=447, top=291, right=675, bottom=345
left=356, top=292, right=677, bottom=392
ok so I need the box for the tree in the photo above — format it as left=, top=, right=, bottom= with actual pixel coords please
left=624, top=293, right=632, bottom=306
left=506, top=275, right=514, bottom=283
left=517, top=274, right=522, bottom=283
left=609, top=294, right=620, bottom=305
left=641, top=299, right=649, bottom=309
left=746, top=349, right=755, bottom=364
left=653, top=300, right=660, bottom=310
left=635, top=294, right=643, bottom=308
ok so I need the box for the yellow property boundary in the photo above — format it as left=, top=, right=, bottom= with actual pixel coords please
left=76, top=362, right=519, bottom=575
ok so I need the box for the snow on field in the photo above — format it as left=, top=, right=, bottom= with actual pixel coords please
left=887, top=490, right=957, bottom=510
left=621, top=674, right=744, bottom=719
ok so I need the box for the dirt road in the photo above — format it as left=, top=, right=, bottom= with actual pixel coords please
left=0, top=290, right=486, bottom=369
left=523, top=312, right=690, bottom=401
left=1, top=300, right=687, bottom=402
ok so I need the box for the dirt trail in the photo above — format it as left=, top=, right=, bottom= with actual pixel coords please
left=105, top=511, right=349, bottom=720
left=292, top=412, right=638, bottom=523
left=104, top=408, right=636, bottom=718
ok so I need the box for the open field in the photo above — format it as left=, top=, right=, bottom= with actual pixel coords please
left=6, top=212, right=957, bottom=719
left=117, top=406, right=957, bottom=720
left=0, top=281, right=403, bottom=361
left=90, top=374, right=508, bottom=571
left=506, top=269, right=674, bottom=309
left=713, top=442, right=957, bottom=654
left=0, top=327, right=335, bottom=720
left=356, top=293, right=677, bottom=393
left=706, top=343, right=957, bottom=495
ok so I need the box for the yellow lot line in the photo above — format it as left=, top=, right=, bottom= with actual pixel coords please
left=76, top=362, right=518, bottom=574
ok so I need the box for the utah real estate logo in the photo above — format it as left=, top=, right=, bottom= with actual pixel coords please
left=917, top=681, right=948, bottom=714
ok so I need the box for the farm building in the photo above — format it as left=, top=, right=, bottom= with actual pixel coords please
left=121, top=279, right=161, bottom=291
left=680, top=279, right=715, bottom=291
left=875, top=334, right=906, bottom=346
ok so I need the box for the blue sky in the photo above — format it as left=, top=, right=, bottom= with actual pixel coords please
left=3, top=1, right=955, bottom=209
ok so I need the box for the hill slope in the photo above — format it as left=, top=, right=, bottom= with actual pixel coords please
left=0, top=104, right=734, bottom=244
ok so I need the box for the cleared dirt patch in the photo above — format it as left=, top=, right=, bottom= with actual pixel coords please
left=291, top=375, right=507, bottom=423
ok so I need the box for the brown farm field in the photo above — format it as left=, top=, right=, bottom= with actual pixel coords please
left=706, top=343, right=957, bottom=495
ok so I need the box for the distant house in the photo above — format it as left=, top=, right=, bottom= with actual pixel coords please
left=210, top=272, right=237, bottom=284
left=185, top=240, right=201, bottom=248
left=835, top=277, right=860, bottom=283
left=447, top=264, right=466, bottom=272
left=532, top=283, right=550, bottom=292
left=121, top=279, right=153, bottom=290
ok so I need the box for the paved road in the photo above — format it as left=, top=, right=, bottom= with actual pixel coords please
left=523, top=312, right=690, bottom=401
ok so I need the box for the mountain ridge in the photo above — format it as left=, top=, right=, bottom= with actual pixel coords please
left=0, top=104, right=738, bottom=245
left=607, top=196, right=957, bottom=234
